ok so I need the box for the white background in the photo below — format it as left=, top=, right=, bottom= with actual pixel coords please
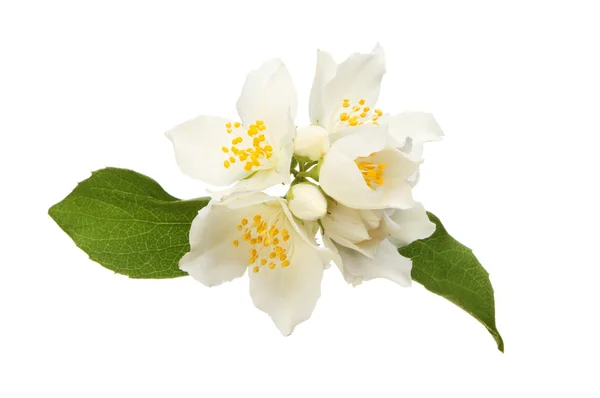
left=2, top=0, right=599, bottom=397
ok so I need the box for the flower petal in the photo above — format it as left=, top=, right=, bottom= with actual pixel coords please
left=166, top=116, right=250, bottom=186
left=309, top=50, right=337, bottom=125
left=320, top=129, right=417, bottom=209
left=385, top=202, right=436, bottom=247
left=334, top=239, right=412, bottom=287
left=320, top=44, right=386, bottom=130
left=236, top=59, right=297, bottom=125
left=386, top=112, right=443, bottom=160
left=249, top=238, right=326, bottom=336
left=179, top=202, right=249, bottom=286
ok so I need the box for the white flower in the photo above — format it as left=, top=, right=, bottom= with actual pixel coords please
left=179, top=192, right=332, bottom=336
left=306, top=45, right=443, bottom=193
left=287, top=182, right=327, bottom=221
left=293, top=125, right=330, bottom=161
left=166, top=59, right=297, bottom=191
left=321, top=200, right=435, bottom=286
left=319, top=129, right=419, bottom=210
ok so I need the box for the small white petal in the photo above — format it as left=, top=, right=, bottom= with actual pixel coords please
left=321, top=200, right=371, bottom=245
left=385, top=202, right=436, bottom=247
left=335, top=239, right=412, bottom=287
left=309, top=50, right=338, bottom=126
left=386, top=112, right=443, bottom=160
left=179, top=202, right=249, bottom=286
left=166, top=116, right=249, bottom=186
left=249, top=238, right=328, bottom=336
left=236, top=59, right=297, bottom=125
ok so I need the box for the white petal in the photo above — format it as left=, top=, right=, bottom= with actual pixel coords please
left=320, top=45, right=386, bottom=130
left=321, top=200, right=370, bottom=243
left=320, top=130, right=417, bottom=209
left=385, top=202, right=436, bottom=247
left=231, top=168, right=290, bottom=194
left=236, top=59, right=297, bottom=125
left=386, top=112, right=443, bottom=160
left=179, top=202, right=248, bottom=286
left=166, top=116, right=250, bottom=186
left=371, top=148, right=418, bottom=209
left=309, top=50, right=337, bottom=125
left=249, top=239, right=326, bottom=336
left=335, top=239, right=412, bottom=287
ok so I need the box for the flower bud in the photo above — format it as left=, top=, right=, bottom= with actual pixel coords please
left=288, top=183, right=327, bottom=221
left=293, top=125, right=330, bottom=161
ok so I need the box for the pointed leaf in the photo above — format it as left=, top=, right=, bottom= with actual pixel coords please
left=49, top=168, right=209, bottom=278
left=400, top=212, right=504, bottom=352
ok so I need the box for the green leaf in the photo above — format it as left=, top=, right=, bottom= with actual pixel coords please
left=49, top=168, right=209, bottom=278
left=399, top=212, right=504, bottom=352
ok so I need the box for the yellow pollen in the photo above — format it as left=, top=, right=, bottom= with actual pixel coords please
left=273, top=238, right=279, bottom=245
left=352, top=106, right=361, bottom=112
left=226, top=122, right=232, bottom=128
left=343, top=98, right=350, bottom=102
left=375, top=109, right=383, bottom=116
left=340, top=113, right=349, bottom=121
left=359, top=99, right=366, bottom=105
left=227, top=129, right=232, bottom=133
left=223, top=120, right=273, bottom=173
left=234, top=122, right=241, bottom=128
left=235, top=215, right=291, bottom=273
left=224, top=160, right=231, bottom=168
left=349, top=116, right=359, bottom=126
left=343, top=102, right=350, bottom=108
left=360, top=112, right=367, bottom=118
left=363, top=106, right=370, bottom=112
left=356, top=159, right=386, bottom=189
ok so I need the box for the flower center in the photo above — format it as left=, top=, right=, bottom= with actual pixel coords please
left=221, top=120, right=273, bottom=171
left=338, top=98, right=383, bottom=127
left=232, top=214, right=291, bottom=273
left=355, top=157, right=386, bottom=189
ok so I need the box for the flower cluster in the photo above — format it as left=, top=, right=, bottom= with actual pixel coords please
left=166, top=45, right=443, bottom=335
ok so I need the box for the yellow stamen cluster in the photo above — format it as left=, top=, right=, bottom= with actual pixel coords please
left=340, top=98, right=382, bottom=126
left=222, top=120, right=273, bottom=170
left=232, top=214, right=291, bottom=273
left=356, top=159, right=386, bottom=189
